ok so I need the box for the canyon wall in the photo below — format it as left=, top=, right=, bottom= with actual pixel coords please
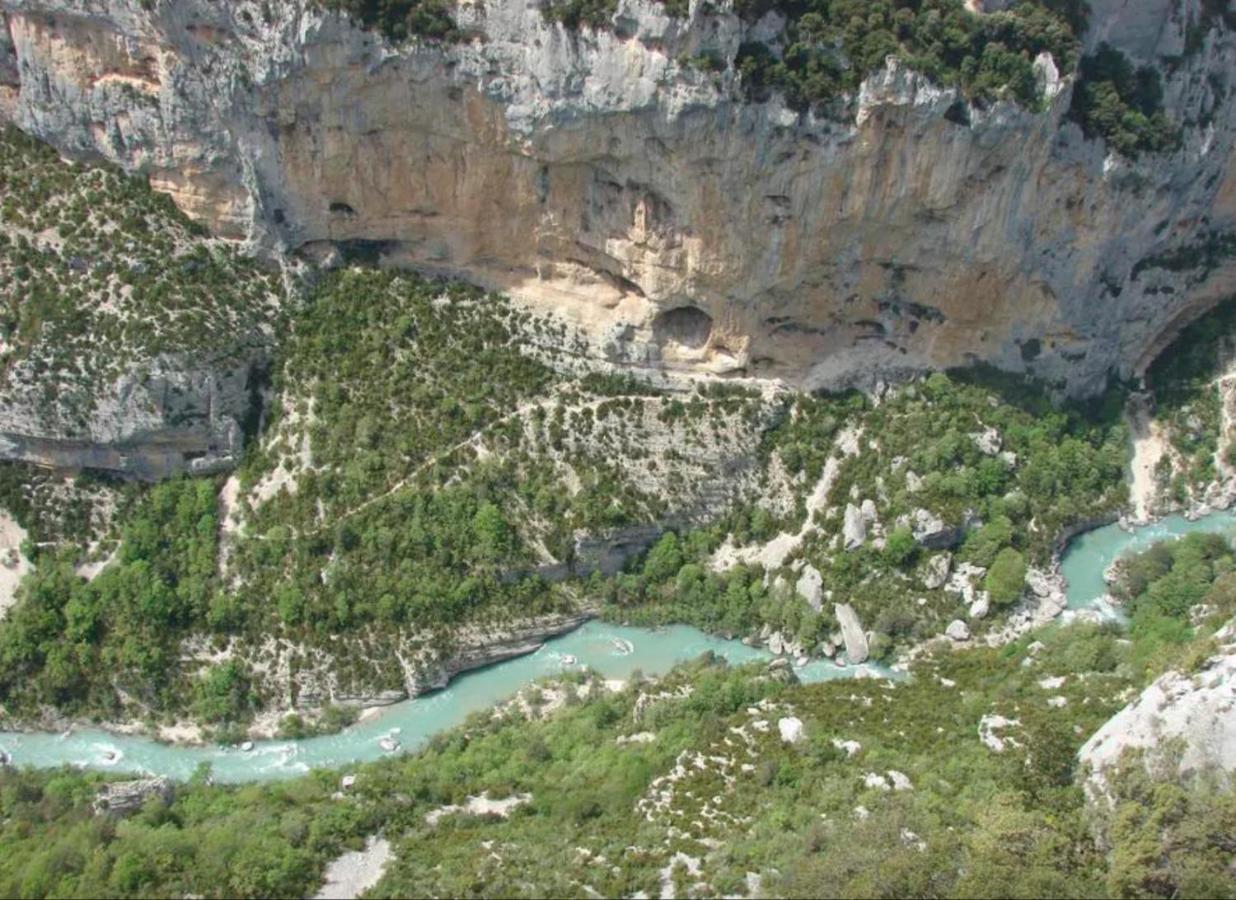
left=0, top=0, right=1234, bottom=407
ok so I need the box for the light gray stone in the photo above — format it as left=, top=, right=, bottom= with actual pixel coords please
left=834, top=603, right=870, bottom=664
left=795, top=565, right=824, bottom=611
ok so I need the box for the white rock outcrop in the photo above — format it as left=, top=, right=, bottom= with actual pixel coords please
left=1080, top=623, right=1236, bottom=787
left=922, top=553, right=952, bottom=590
left=843, top=503, right=868, bottom=550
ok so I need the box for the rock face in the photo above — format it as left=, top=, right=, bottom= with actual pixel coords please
left=0, top=352, right=262, bottom=480
left=401, top=612, right=594, bottom=697
left=2, top=0, right=1235, bottom=397
left=1079, top=622, right=1236, bottom=787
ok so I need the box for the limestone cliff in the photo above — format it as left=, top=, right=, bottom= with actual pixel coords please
left=1, top=0, right=1235, bottom=400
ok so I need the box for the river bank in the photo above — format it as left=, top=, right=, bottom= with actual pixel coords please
left=6, top=499, right=1236, bottom=777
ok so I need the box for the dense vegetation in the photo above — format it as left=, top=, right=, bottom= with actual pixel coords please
left=317, top=0, right=461, bottom=41
left=1145, top=295, right=1236, bottom=505
left=1068, top=43, right=1181, bottom=157
left=603, top=371, right=1128, bottom=659
left=0, top=267, right=1134, bottom=724
left=0, top=127, right=281, bottom=432
left=732, top=0, right=1079, bottom=112
left=1, top=604, right=1233, bottom=898
left=1110, top=531, right=1236, bottom=658
left=0, top=478, right=231, bottom=721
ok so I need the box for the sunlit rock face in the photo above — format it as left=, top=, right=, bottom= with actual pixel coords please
left=2, top=0, right=1235, bottom=398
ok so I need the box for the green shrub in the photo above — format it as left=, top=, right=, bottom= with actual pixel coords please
left=985, top=547, right=1027, bottom=607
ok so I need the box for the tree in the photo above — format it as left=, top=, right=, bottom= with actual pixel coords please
left=643, top=533, right=683, bottom=583
left=986, top=547, right=1027, bottom=607
left=883, top=526, right=917, bottom=568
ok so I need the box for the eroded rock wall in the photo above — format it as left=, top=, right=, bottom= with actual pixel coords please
left=1, top=0, right=1235, bottom=398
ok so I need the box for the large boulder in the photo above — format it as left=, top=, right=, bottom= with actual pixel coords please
left=922, top=553, right=952, bottom=590
left=778, top=716, right=805, bottom=744
left=834, top=603, right=870, bottom=664
left=843, top=504, right=868, bottom=550
left=911, top=508, right=962, bottom=550
left=795, top=565, right=824, bottom=611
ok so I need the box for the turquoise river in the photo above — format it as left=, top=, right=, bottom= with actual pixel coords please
left=3, top=510, right=1234, bottom=782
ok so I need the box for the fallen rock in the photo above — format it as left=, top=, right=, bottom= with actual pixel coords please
left=863, top=772, right=890, bottom=791
left=968, top=594, right=990, bottom=621
left=887, top=770, right=913, bottom=791
left=922, top=553, right=952, bottom=590
left=945, top=619, right=971, bottom=642
left=834, top=603, right=870, bottom=664
left=796, top=565, right=824, bottom=611
left=911, top=509, right=961, bottom=550
left=970, top=427, right=1001, bottom=456
left=843, top=503, right=868, bottom=550
left=978, top=714, right=1021, bottom=753
left=945, top=562, right=988, bottom=606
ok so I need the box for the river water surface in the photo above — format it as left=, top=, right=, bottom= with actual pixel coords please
left=3, top=511, right=1233, bottom=781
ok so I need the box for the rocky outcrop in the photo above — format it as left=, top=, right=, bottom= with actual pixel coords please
left=1079, top=621, right=1236, bottom=788
left=843, top=502, right=872, bottom=550
left=402, top=612, right=594, bottom=697
left=795, top=564, right=823, bottom=611
left=922, top=553, right=952, bottom=590
left=0, top=352, right=263, bottom=480
left=92, top=776, right=174, bottom=816
left=1, top=0, right=1234, bottom=398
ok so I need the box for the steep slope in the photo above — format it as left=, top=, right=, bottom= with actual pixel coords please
left=0, top=127, right=282, bottom=478
left=0, top=0, right=1233, bottom=398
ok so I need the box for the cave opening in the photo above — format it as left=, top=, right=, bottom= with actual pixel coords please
left=652, top=305, right=713, bottom=350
